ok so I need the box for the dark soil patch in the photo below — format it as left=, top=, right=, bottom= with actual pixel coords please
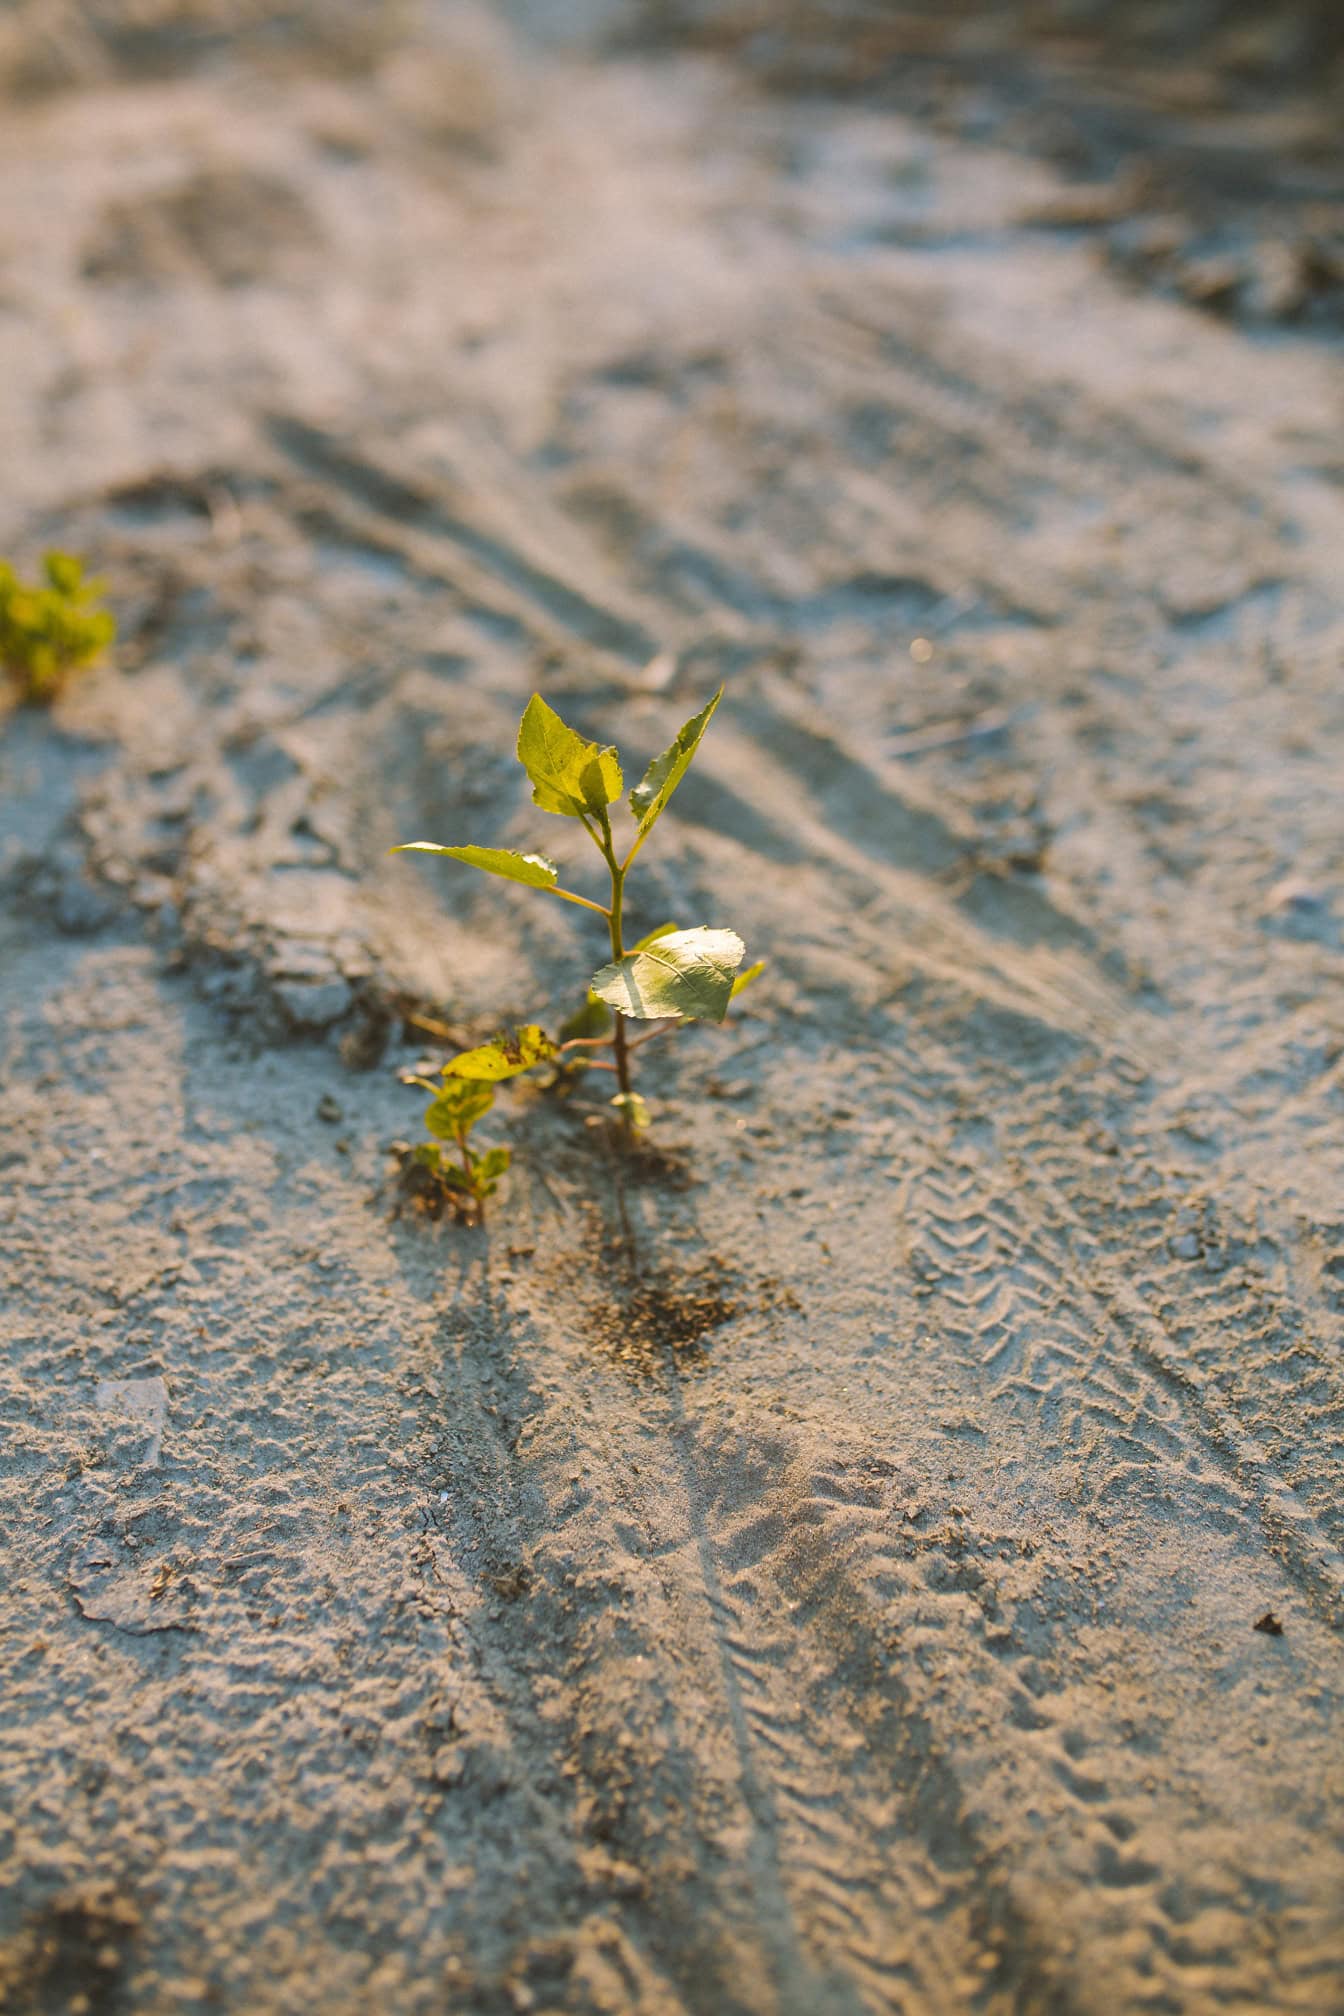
left=1, top=1884, right=140, bottom=2016
left=584, top=1269, right=738, bottom=1376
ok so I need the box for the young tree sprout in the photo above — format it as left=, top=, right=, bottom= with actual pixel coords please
left=393, top=688, right=761, bottom=1210
left=0, top=553, right=116, bottom=703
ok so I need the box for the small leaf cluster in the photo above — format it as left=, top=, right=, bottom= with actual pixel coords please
left=0, top=552, right=116, bottom=703
left=395, top=687, right=760, bottom=1201
left=407, top=1026, right=556, bottom=1216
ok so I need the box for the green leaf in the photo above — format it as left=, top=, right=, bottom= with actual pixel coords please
left=0, top=548, right=116, bottom=703
left=628, top=688, right=721, bottom=837
left=609, top=1092, right=651, bottom=1130
left=591, top=926, right=745, bottom=1024
left=558, top=992, right=613, bottom=1043
left=425, top=1079, right=495, bottom=1138
left=443, top=1025, right=557, bottom=1082
left=729, top=960, right=765, bottom=1001
left=471, top=1145, right=512, bottom=1193
left=629, top=920, right=680, bottom=953
left=390, top=843, right=559, bottom=892
left=517, top=694, right=622, bottom=819
left=43, top=551, right=85, bottom=597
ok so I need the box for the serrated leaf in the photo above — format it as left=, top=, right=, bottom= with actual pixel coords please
left=425, top=1079, right=495, bottom=1138
left=729, top=959, right=765, bottom=1001
left=591, top=926, right=745, bottom=1024
left=443, top=1025, right=557, bottom=1082
left=391, top=843, right=559, bottom=892
left=580, top=750, right=622, bottom=811
left=517, top=694, right=623, bottom=819
left=628, top=688, right=721, bottom=837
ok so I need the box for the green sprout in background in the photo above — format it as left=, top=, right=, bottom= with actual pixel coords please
left=395, top=687, right=762, bottom=1211
left=0, top=552, right=116, bottom=703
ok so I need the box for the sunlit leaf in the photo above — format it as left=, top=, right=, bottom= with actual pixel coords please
left=517, top=694, right=622, bottom=819
left=390, top=843, right=559, bottom=892
left=729, top=960, right=765, bottom=1001
left=443, top=1025, right=557, bottom=1081
left=628, top=688, right=721, bottom=837
left=629, top=920, right=680, bottom=952
left=424, top=1079, right=495, bottom=1138
left=591, top=926, right=745, bottom=1023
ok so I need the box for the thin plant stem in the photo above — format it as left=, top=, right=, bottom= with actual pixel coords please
left=543, top=884, right=610, bottom=918
left=595, top=809, right=635, bottom=1125
left=619, top=825, right=651, bottom=876
left=612, top=1021, right=632, bottom=1105
left=626, top=1023, right=676, bottom=1051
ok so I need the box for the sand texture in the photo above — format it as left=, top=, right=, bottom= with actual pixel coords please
left=2, top=5, right=1343, bottom=2012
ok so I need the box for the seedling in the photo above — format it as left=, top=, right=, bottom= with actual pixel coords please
left=394, top=688, right=760, bottom=1199
left=0, top=552, right=116, bottom=703
left=399, top=1026, right=556, bottom=1217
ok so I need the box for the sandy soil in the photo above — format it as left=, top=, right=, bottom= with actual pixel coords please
left=2, top=5, right=1343, bottom=2012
